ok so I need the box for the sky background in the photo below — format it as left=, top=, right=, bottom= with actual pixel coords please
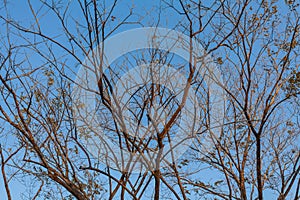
left=0, top=0, right=298, bottom=199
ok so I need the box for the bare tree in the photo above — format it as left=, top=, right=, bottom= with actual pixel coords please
left=0, top=0, right=299, bottom=200
left=170, top=0, right=300, bottom=199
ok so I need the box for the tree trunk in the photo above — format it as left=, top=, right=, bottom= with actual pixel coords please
left=256, top=136, right=263, bottom=200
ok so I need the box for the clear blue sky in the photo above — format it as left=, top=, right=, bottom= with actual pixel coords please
left=0, top=0, right=298, bottom=199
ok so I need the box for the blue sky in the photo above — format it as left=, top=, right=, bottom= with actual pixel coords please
left=0, top=0, right=299, bottom=199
